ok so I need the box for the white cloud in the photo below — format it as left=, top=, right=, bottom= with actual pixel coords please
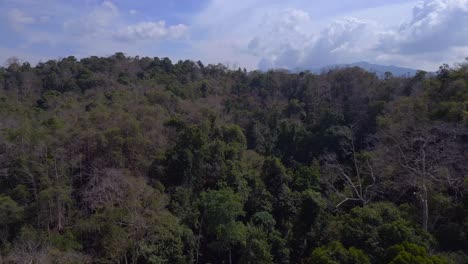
left=61, top=1, right=188, bottom=44
left=63, top=1, right=119, bottom=36
left=372, top=0, right=468, bottom=69
left=247, top=9, right=312, bottom=69
left=115, top=21, right=188, bottom=42
left=379, top=0, right=468, bottom=53
left=186, top=0, right=284, bottom=68
left=2, top=0, right=467, bottom=71
left=241, top=0, right=468, bottom=70
left=300, top=17, right=380, bottom=67
left=0, top=0, right=192, bottom=64
left=7, top=9, right=35, bottom=30
left=248, top=8, right=313, bottom=56
left=187, top=0, right=416, bottom=70
left=95, top=1, right=119, bottom=26
left=248, top=9, right=381, bottom=69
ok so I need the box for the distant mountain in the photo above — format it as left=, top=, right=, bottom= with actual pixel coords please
left=309, top=61, right=422, bottom=77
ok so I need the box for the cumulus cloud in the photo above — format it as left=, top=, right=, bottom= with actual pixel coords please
left=247, top=0, right=468, bottom=70
left=61, top=1, right=188, bottom=43
left=115, top=21, right=188, bottom=42
left=0, top=0, right=193, bottom=64
left=7, top=9, right=35, bottom=30
left=379, top=0, right=468, bottom=54
left=2, top=0, right=467, bottom=70
left=248, top=9, right=313, bottom=60
left=300, top=17, right=380, bottom=67
left=249, top=9, right=381, bottom=69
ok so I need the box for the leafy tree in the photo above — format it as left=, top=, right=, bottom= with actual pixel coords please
left=199, top=188, right=246, bottom=264
left=1, top=54, right=467, bottom=263
left=306, top=241, right=370, bottom=264
left=239, top=226, right=273, bottom=264
left=340, top=203, right=432, bottom=260
left=386, top=242, right=447, bottom=264
left=0, top=195, right=23, bottom=225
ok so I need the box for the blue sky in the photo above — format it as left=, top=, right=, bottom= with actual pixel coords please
left=1, top=0, right=467, bottom=71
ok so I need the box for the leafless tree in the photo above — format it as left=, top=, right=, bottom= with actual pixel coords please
left=376, top=97, right=468, bottom=231
left=322, top=126, right=378, bottom=208
left=379, top=123, right=467, bottom=230
left=5, top=238, right=50, bottom=264
left=81, top=168, right=170, bottom=263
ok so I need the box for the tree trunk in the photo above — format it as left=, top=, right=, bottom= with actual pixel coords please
left=421, top=183, right=429, bottom=231
left=57, top=198, right=63, bottom=231
left=195, top=216, right=204, bottom=264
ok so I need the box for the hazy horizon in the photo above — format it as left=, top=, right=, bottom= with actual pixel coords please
left=1, top=0, right=468, bottom=71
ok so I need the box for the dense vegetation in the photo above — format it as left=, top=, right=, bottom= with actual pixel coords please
left=0, top=54, right=467, bottom=263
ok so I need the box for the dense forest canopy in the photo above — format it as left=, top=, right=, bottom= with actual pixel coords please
left=0, top=54, right=467, bottom=263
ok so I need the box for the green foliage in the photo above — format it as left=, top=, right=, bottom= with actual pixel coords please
left=0, top=54, right=466, bottom=263
left=386, top=242, right=448, bottom=264
left=200, top=188, right=245, bottom=237
left=299, top=189, right=325, bottom=225
left=200, top=188, right=247, bottom=262
left=251, top=211, right=276, bottom=232
left=0, top=195, right=24, bottom=225
left=239, top=226, right=273, bottom=264
left=307, top=241, right=370, bottom=264
left=48, top=231, right=82, bottom=251
left=262, top=157, right=292, bottom=194
left=292, top=160, right=321, bottom=192
left=341, top=203, right=433, bottom=260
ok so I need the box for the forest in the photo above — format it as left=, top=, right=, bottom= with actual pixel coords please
left=0, top=53, right=467, bottom=264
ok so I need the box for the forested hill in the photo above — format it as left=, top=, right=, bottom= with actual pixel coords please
left=0, top=53, right=467, bottom=264
left=312, top=61, right=421, bottom=77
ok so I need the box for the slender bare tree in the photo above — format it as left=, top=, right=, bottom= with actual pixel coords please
left=375, top=98, right=468, bottom=230
left=322, top=126, right=378, bottom=208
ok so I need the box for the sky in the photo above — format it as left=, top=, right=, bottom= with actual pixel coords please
left=1, top=0, right=467, bottom=71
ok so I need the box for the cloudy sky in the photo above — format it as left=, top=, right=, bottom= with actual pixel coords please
left=1, top=0, right=467, bottom=71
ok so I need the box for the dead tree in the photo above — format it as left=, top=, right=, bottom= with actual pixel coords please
left=322, top=126, right=378, bottom=208
left=377, top=122, right=467, bottom=231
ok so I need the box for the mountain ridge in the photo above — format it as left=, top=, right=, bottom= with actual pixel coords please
left=306, top=61, right=424, bottom=77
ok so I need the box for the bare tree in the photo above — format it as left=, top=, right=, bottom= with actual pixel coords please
left=6, top=237, right=50, bottom=264
left=81, top=168, right=171, bottom=263
left=322, top=126, right=378, bottom=208
left=375, top=97, right=468, bottom=230
left=378, top=123, right=467, bottom=230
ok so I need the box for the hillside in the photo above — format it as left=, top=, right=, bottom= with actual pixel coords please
left=311, top=61, right=422, bottom=77
left=0, top=54, right=467, bottom=264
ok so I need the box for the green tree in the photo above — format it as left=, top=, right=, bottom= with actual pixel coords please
left=0, top=195, right=23, bottom=225
left=306, top=241, right=370, bottom=264
left=200, top=188, right=246, bottom=264
left=239, top=226, right=273, bottom=264
left=386, top=242, right=447, bottom=264
left=341, top=203, right=432, bottom=260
